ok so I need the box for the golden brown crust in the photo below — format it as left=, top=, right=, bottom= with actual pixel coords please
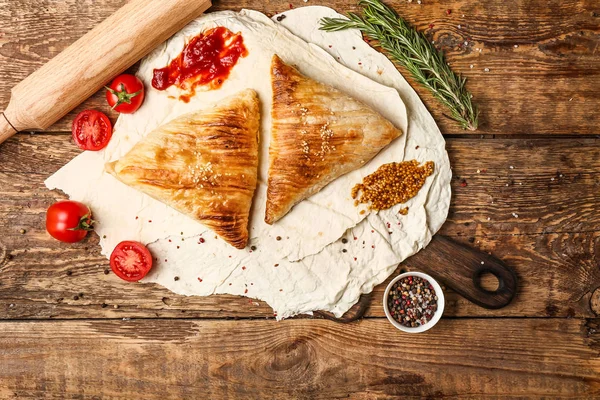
left=265, top=55, right=403, bottom=225
left=106, top=89, right=260, bottom=249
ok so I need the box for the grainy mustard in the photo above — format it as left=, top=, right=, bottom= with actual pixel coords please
left=352, top=160, right=434, bottom=211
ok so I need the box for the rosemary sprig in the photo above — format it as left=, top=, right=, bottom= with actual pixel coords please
left=320, top=0, right=479, bottom=131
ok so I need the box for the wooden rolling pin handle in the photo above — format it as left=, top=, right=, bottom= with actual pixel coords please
left=0, top=0, right=212, bottom=147
left=0, top=112, right=18, bottom=144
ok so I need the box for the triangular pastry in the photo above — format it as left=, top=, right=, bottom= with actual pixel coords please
left=265, top=55, right=403, bottom=224
left=106, top=89, right=260, bottom=249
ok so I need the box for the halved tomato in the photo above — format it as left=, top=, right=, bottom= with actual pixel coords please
left=72, top=110, right=113, bottom=151
left=110, top=241, right=153, bottom=282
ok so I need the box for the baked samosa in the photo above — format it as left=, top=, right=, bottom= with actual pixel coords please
left=265, top=55, right=403, bottom=224
left=106, top=89, right=260, bottom=249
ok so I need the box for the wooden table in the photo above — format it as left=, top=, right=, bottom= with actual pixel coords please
left=1, top=0, right=599, bottom=398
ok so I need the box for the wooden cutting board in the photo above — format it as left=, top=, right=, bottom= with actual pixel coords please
left=317, top=235, right=519, bottom=322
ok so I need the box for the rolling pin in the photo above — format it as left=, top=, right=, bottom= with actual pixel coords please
left=0, top=0, right=212, bottom=145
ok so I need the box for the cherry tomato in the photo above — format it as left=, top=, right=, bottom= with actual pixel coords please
left=110, top=241, right=153, bottom=282
left=72, top=110, right=113, bottom=151
left=106, top=74, right=145, bottom=114
left=46, top=201, right=94, bottom=243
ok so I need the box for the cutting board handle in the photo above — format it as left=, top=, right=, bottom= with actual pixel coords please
left=406, top=235, right=518, bottom=309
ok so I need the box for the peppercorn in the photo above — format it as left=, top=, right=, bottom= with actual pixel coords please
left=387, top=276, right=438, bottom=327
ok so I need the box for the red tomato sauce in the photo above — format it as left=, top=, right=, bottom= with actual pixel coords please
left=152, top=27, right=248, bottom=102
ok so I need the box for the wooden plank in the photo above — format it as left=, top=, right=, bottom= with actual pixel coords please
left=0, top=318, right=598, bottom=399
left=0, top=135, right=598, bottom=319
left=1, top=0, right=599, bottom=135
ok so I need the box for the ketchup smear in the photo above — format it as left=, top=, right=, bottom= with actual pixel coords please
left=152, top=27, right=248, bottom=101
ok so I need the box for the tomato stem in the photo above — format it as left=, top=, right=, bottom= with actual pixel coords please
left=68, top=213, right=95, bottom=232
left=105, top=84, right=143, bottom=110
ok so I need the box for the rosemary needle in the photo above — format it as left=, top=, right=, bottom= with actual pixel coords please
left=320, top=0, right=479, bottom=131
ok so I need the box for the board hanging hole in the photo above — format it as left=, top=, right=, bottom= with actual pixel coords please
left=474, top=269, right=503, bottom=295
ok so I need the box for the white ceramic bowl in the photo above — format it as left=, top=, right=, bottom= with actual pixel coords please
left=383, top=271, right=445, bottom=333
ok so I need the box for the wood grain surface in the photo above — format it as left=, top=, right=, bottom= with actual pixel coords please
left=0, top=0, right=599, bottom=398
left=1, top=0, right=599, bottom=135
left=1, top=318, right=599, bottom=399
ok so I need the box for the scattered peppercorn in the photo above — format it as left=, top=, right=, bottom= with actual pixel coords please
left=101, top=303, right=108, bottom=308
left=73, top=295, right=79, bottom=301
left=174, top=276, right=180, bottom=281
left=352, top=161, right=434, bottom=211
left=251, top=245, right=257, bottom=251
left=66, top=270, right=73, bottom=276
left=276, top=14, right=287, bottom=22
left=104, top=269, right=110, bottom=275
left=342, top=238, right=348, bottom=244
left=342, top=249, right=347, bottom=253
left=387, top=276, right=438, bottom=327
left=276, top=236, right=282, bottom=241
